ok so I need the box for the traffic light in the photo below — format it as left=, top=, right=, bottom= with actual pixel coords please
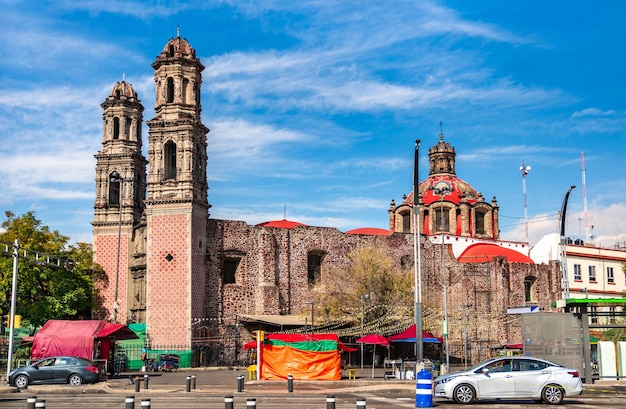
left=3, top=315, right=8, bottom=328
left=14, top=315, right=21, bottom=328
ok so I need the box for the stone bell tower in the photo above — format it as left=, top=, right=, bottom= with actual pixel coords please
left=93, top=80, right=147, bottom=323
left=144, top=35, right=210, bottom=347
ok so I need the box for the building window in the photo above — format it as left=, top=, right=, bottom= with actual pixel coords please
left=113, top=117, right=120, bottom=140
left=435, top=208, right=449, bottom=232
left=573, top=264, right=582, bottom=281
left=590, top=306, right=598, bottom=324
left=607, top=267, right=615, bottom=284
left=609, top=307, right=617, bottom=324
left=589, top=265, right=596, bottom=282
left=164, top=141, right=177, bottom=179
left=524, top=276, right=536, bottom=302
left=401, top=211, right=411, bottom=233
left=475, top=211, right=485, bottom=235
left=109, top=174, right=120, bottom=205
left=223, top=259, right=239, bottom=284
left=166, top=77, right=175, bottom=103
left=307, top=252, right=325, bottom=286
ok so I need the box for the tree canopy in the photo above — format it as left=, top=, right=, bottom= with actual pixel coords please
left=313, top=247, right=415, bottom=334
left=0, top=211, right=105, bottom=330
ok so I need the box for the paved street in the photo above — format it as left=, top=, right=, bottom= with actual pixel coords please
left=0, top=367, right=624, bottom=408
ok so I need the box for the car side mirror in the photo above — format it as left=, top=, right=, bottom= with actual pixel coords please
left=481, top=368, right=489, bottom=374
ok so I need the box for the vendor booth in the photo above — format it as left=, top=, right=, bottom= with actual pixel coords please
left=244, top=333, right=357, bottom=380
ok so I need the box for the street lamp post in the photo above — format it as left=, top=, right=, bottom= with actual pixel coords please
left=431, top=181, right=452, bottom=373
left=360, top=294, right=370, bottom=371
left=110, top=170, right=133, bottom=323
left=559, top=185, right=576, bottom=299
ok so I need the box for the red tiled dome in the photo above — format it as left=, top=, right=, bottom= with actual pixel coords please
left=256, top=219, right=306, bottom=229
left=344, top=228, right=391, bottom=236
left=458, top=243, right=533, bottom=264
left=406, top=175, right=482, bottom=207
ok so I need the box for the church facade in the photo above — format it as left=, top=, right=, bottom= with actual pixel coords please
left=92, top=36, right=562, bottom=365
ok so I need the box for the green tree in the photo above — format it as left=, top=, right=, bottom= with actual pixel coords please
left=0, top=211, right=105, bottom=329
left=313, top=247, right=414, bottom=330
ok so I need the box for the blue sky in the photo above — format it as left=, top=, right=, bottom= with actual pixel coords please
left=1, top=0, right=625, bottom=249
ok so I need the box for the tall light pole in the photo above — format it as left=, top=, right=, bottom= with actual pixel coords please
left=413, top=139, right=424, bottom=362
left=110, top=170, right=133, bottom=323
left=431, top=180, right=452, bottom=373
left=559, top=185, right=576, bottom=299
left=520, top=161, right=531, bottom=242
left=304, top=302, right=314, bottom=340
left=360, top=293, right=370, bottom=371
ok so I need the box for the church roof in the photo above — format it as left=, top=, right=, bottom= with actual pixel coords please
left=109, top=80, right=138, bottom=100
left=458, top=243, right=533, bottom=264
left=256, top=219, right=307, bottom=229
left=344, top=227, right=392, bottom=236
left=405, top=174, right=483, bottom=206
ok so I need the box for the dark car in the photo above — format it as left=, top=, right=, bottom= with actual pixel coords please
left=8, top=356, right=103, bottom=387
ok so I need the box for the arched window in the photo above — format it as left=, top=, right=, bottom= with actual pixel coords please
left=400, top=210, right=411, bottom=233
left=164, top=141, right=177, bottom=179
left=168, top=44, right=174, bottom=56
left=166, top=77, right=175, bottom=103
left=475, top=211, right=486, bottom=235
left=109, top=174, right=120, bottom=205
left=435, top=207, right=449, bottom=232
left=113, top=117, right=120, bottom=140
left=307, top=251, right=325, bottom=286
left=182, top=78, right=190, bottom=104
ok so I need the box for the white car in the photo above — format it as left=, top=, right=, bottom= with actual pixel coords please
left=434, top=356, right=583, bottom=405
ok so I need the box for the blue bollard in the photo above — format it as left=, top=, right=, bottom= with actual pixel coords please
left=415, top=368, right=433, bottom=408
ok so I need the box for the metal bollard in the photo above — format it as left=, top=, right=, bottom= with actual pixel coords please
left=246, top=398, right=256, bottom=409
left=326, top=395, right=336, bottom=409
left=135, top=376, right=141, bottom=392
left=356, top=397, right=366, bottom=409
left=140, top=398, right=151, bottom=409
left=224, top=395, right=234, bottom=409
left=143, top=374, right=149, bottom=390
left=35, top=401, right=45, bottom=409
left=191, top=374, right=196, bottom=390
left=186, top=376, right=191, bottom=392
left=27, top=396, right=37, bottom=409
left=237, top=374, right=244, bottom=392
left=125, top=396, right=134, bottom=409
left=287, top=373, right=293, bottom=392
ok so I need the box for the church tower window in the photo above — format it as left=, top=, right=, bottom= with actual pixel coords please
left=435, top=207, right=449, bottom=232
left=164, top=141, right=177, bottom=179
left=166, top=77, right=175, bottom=103
left=113, top=117, right=120, bottom=140
left=109, top=174, right=120, bottom=205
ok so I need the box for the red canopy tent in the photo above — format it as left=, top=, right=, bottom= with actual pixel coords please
left=388, top=324, right=442, bottom=343
left=31, top=320, right=138, bottom=361
left=356, top=334, right=389, bottom=378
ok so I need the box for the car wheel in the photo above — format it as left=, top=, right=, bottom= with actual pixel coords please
left=14, top=375, right=29, bottom=388
left=68, top=374, right=83, bottom=386
left=542, top=384, right=564, bottom=405
left=452, top=383, right=476, bottom=404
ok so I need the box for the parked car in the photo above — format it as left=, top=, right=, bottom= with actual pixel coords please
left=8, top=356, right=103, bottom=388
left=434, top=356, right=583, bottom=405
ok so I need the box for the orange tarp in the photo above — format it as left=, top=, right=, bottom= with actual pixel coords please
left=261, top=344, right=341, bottom=380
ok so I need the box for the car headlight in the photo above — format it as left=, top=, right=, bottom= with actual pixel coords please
left=435, top=375, right=457, bottom=385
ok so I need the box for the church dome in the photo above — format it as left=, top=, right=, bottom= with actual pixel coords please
left=108, top=80, right=138, bottom=100
left=407, top=174, right=483, bottom=206
left=158, top=36, right=197, bottom=59
left=256, top=219, right=307, bottom=229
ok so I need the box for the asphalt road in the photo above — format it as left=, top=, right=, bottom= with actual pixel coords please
left=0, top=367, right=623, bottom=408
